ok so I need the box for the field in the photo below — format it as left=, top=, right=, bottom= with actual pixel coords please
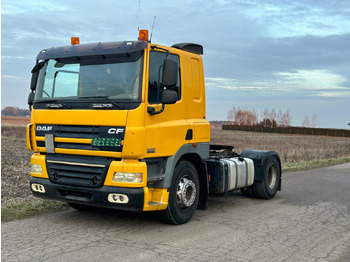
left=211, top=127, right=350, bottom=163
left=1, top=116, right=350, bottom=212
left=1, top=118, right=33, bottom=203
left=1, top=115, right=30, bottom=126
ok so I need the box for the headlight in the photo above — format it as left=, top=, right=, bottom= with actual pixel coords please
left=31, top=164, right=43, bottom=174
left=113, top=172, right=143, bottom=183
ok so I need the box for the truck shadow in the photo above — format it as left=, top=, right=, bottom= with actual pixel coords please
left=58, top=191, right=266, bottom=226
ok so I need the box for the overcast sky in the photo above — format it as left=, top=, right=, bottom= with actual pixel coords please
left=2, top=0, right=350, bottom=128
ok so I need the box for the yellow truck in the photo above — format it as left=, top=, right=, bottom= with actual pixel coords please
left=27, top=31, right=281, bottom=224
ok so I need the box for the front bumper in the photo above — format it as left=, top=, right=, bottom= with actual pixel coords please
left=31, top=177, right=145, bottom=211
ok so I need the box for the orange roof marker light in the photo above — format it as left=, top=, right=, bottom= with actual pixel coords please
left=71, top=37, right=80, bottom=46
left=138, top=29, right=149, bottom=42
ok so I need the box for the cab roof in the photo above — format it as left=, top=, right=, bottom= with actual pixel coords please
left=36, top=41, right=148, bottom=61
left=36, top=40, right=203, bottom=61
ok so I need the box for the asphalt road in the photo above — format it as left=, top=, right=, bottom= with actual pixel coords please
left=2, top=163, right=350, bottom=262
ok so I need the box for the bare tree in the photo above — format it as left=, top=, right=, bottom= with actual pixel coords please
left=282, top=110, right=292, bottom=127
left=302, top=116, right=310, bottom=127
left=226, top=106, right=258, bottom=125
left=1, top=106, right=30, bottom=116
left=226, top=106, right=237, bottom=123
left=276, top=109, right=283, bottom=126
left=311, top=114, right=316, bottom=128
left=262, top=108, right=270, bottom=127
left=226, top=107, right=292, bottom=127
left=270, top=109, right=276, bottom=127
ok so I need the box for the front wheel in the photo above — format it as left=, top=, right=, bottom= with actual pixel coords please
left=160, top=161, right=200, bottom=225
left=254, top=156, right=281, bottom=199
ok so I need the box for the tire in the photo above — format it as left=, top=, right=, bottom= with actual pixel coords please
left=254, top=156, right=281, bottom=199
left=240, top=186, right=256, bottom=197
left=160, top=161, right=200, bottom=225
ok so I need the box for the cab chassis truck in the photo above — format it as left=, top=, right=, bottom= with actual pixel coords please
left=27, top=31, right=282, bottom=224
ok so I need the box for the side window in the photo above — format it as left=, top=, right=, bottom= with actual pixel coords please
left=148, top=51, right=180, bottom=104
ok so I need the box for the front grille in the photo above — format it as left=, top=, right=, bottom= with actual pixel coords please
left=46, top=154, right=111, bottom=188
left=36, top=124, right=125, bottom=152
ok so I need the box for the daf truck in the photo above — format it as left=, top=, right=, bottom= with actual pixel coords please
left=27, top=30, right=281, bottom=224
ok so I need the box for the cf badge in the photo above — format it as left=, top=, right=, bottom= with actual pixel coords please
left=108, top=128, right=124, bottom=135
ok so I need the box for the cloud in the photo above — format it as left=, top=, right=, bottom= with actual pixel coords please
left=238, top=0, right=350, bottom=37
left=276, top=69, right=348, bottom=90
left=206, top=68, right=349, bottom=98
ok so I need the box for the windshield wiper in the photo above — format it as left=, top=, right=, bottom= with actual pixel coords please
left=78, top=96, right=123, bottom=109
left=35, top=100, right=72, bottom=109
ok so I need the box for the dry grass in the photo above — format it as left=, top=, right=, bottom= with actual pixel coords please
left=1, top=116, right=30, bottom=126
left=210, top=127, right=350, bottom=164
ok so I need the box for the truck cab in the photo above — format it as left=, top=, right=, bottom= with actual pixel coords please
left=27, top=33, right=212, bottom=224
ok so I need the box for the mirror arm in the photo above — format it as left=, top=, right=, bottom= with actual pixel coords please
left=147, top=104, right=165, bottom=115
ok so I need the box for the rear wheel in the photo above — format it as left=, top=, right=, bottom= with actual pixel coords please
left=160, top=161, right=200, bottom=225
left=254, top=157, right=280, bottom=199
left=240, top=186, right=256, bottom=197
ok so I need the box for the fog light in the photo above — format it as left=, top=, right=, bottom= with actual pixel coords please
left=31, top=183, right=45, bottom=193
left=113, top=172, right=143, bottom=183
left=108, top=194, right=129, bottom=204
left=31, top=164, right=43, bottom=174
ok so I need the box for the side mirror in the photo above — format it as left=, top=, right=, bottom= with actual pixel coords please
left=161, top=89, right=178, bottom=104
left=30, top=61, right=44, bottom=90
left=28, top=92, right=35, bottom=110
left=30, top=72, right=39, bottom=90
left=162, top=58, right=178, bottom=87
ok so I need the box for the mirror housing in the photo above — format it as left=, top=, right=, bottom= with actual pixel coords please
left=30, top=61, right=44, bottom=91
left=162, top=58, right=178, bottom=87
left=161, top=89, right=178, bottom=104
left=28, top=92, right=35, bottom=109
left=30, top=72, right=39, bottom=90
left=147, top=90, right=178, bottom=115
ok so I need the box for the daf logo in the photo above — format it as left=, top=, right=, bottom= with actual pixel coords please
left=36, top=126, right=53, bottom=131
left=108, top=128, right=124, bottom=134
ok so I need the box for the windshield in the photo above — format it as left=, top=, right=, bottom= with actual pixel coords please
left=34, top=50, right=144, bottom=103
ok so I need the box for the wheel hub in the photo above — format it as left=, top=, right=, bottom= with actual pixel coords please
left=176, top=177, right=197, bottom=208
left=268, top=164, right=277, bottom=189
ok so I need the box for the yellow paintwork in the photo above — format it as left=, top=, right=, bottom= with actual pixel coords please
left=30, top=153, right=49, bottom=179
left=36, top=136, right=91, bottom=144
left=26, top=124, right=37, bottom=151
left=36, top=147, right=123, bottom=158
left=27, top=41, right=210, bottom=211
left=32, top=109, right=128, bottom=126
left=26, top=124, right=33, bottom=150
left=143, top=188, right=169, bottom=211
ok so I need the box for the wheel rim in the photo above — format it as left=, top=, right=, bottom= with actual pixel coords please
left=267, top=164, right=277, bottom=189
left=176, top=176, right=197, bottom=209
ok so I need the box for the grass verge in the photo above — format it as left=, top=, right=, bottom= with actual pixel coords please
left=283, top=157, right=350, bottom=173
left=2, top=157, right=349, bottom=223
left=1, top=199, right=69, bottom=223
